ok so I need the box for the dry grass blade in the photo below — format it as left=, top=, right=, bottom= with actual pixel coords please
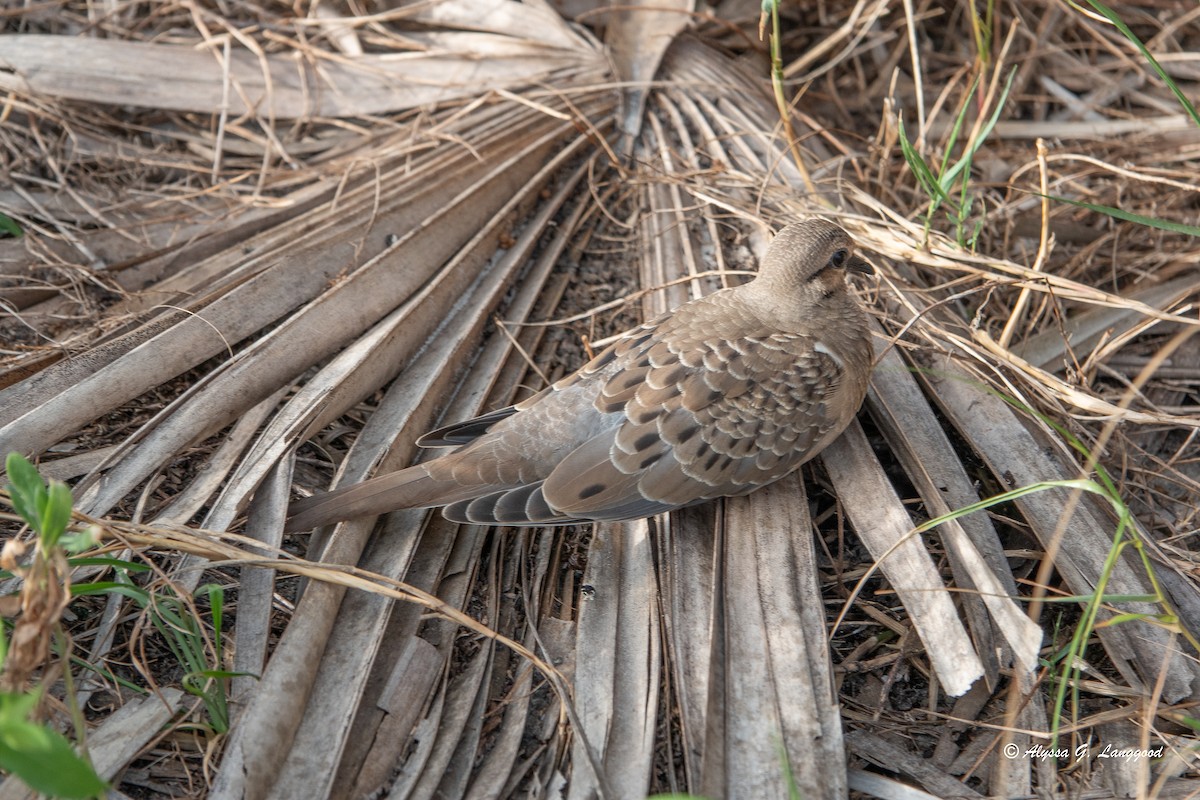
left=1017, top=274, right=1200, bottom=371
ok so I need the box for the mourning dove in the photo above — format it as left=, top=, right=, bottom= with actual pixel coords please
left=284, top=219, right=873, bottom=532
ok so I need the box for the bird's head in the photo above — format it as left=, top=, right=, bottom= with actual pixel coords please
left=751, top=219, right=872, bottom=306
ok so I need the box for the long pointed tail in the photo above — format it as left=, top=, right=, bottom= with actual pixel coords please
left=283, top=464, right=480, bottom=532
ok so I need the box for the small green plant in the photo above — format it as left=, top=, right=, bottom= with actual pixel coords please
left=835, top=367, right=1194, bottom=761
left=898, top=67, right=1016, bottom=250
left=1, top=453, right=107, bottom=798
left=3, top=450, right=237, bottom=788
left=908, top=474, right=1175, bottom=748
left=912, top=471, right=1169, bottom=733
left=990, top=398, right=1192, bottom=744
left=75, top=578, right=237, bottom=732
left=0, top=692, right=105, bottom=799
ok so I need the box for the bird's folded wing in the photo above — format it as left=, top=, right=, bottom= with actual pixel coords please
left=542, top=334, right=844, bottom=519
left=416, top=404, right=521, bottom=446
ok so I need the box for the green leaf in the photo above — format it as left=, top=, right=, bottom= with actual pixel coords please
left=914, top=478, right=1105, bottom=535
left=0, top=692, right=39, bottom=725
left=3, top=455, right=77, bottom=548
left=938, top=74, right=981, bottom=181
left=0, top=214, right=20, bottom=238
left=182, top=671, right=231, bottom=732
left=204, top=584, right=226, bottom=653
left=897, top=118, right=946, bottom=202
left=151, top=600, right=191, bottom=633
left=67, top=557, right=150, bottom=572
left=4, top=453, right=45, bottom=530
left=0, top=718, right=107, bottom=798
left=192, top=669, right=254, bottom=680
left=941, top=66, right=1016, bottom=191
left=59, top=527, right=102, bottom=555
left=39, top=481, right=74, bottom=549
left=70, top=582, right=151, bottom=604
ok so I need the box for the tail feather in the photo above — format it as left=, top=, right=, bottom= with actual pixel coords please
left=440, top=483, right=584, bottom=526
left=283, top=464, right=482, bottom=532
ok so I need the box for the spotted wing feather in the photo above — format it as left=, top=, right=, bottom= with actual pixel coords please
left=542, top=300, right=857, bottom=519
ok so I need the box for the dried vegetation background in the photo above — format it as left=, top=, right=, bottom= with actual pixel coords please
left=0, top=0, right=1199, bottom=797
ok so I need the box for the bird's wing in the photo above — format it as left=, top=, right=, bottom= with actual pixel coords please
left=415, top=316, right=661, bottom=450
left=416, top=404, right=521, bottom=447
left=414, top=318, right=681, bottom=525
left=542, top=325, right=851, bottom=520
left=400, top=304, right=850, bottom=525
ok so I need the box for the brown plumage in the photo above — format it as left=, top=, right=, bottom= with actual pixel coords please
left=284, top=219, right=874, bottom=532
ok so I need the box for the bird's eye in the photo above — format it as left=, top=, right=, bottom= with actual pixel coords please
left=829, top=249, right=848, bottom=268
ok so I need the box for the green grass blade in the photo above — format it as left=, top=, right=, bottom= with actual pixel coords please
left=941, top=66, right=1016, bottom=190
left=938, top=74, right=981, bottom=182
left=898, top=116, right=949, bottom=203
left=70, top=582, right=152, bottom=603
left=40, top=482, right=74, bottom=549
left=204, top=583, right=226, bottom=657
left=1041, top=194, right=1200, bottom=237
left=68, top=653, right=148, bottom=694
left=67, top=557, right=152, bottom=572
left=1081, top=0, right=1200, bottom=128
left=915, top=478, right=1104, bottom=535
left=1043, top=593, right=1158, bottom=604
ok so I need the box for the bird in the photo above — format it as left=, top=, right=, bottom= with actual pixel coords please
left=284, top=219, right=874, bottom=532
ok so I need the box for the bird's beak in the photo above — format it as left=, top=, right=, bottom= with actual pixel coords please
left=846, top=255, right=873, bottom=275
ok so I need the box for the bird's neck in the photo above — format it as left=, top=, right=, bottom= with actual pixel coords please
left=735, top=278, right=860, bottom=335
